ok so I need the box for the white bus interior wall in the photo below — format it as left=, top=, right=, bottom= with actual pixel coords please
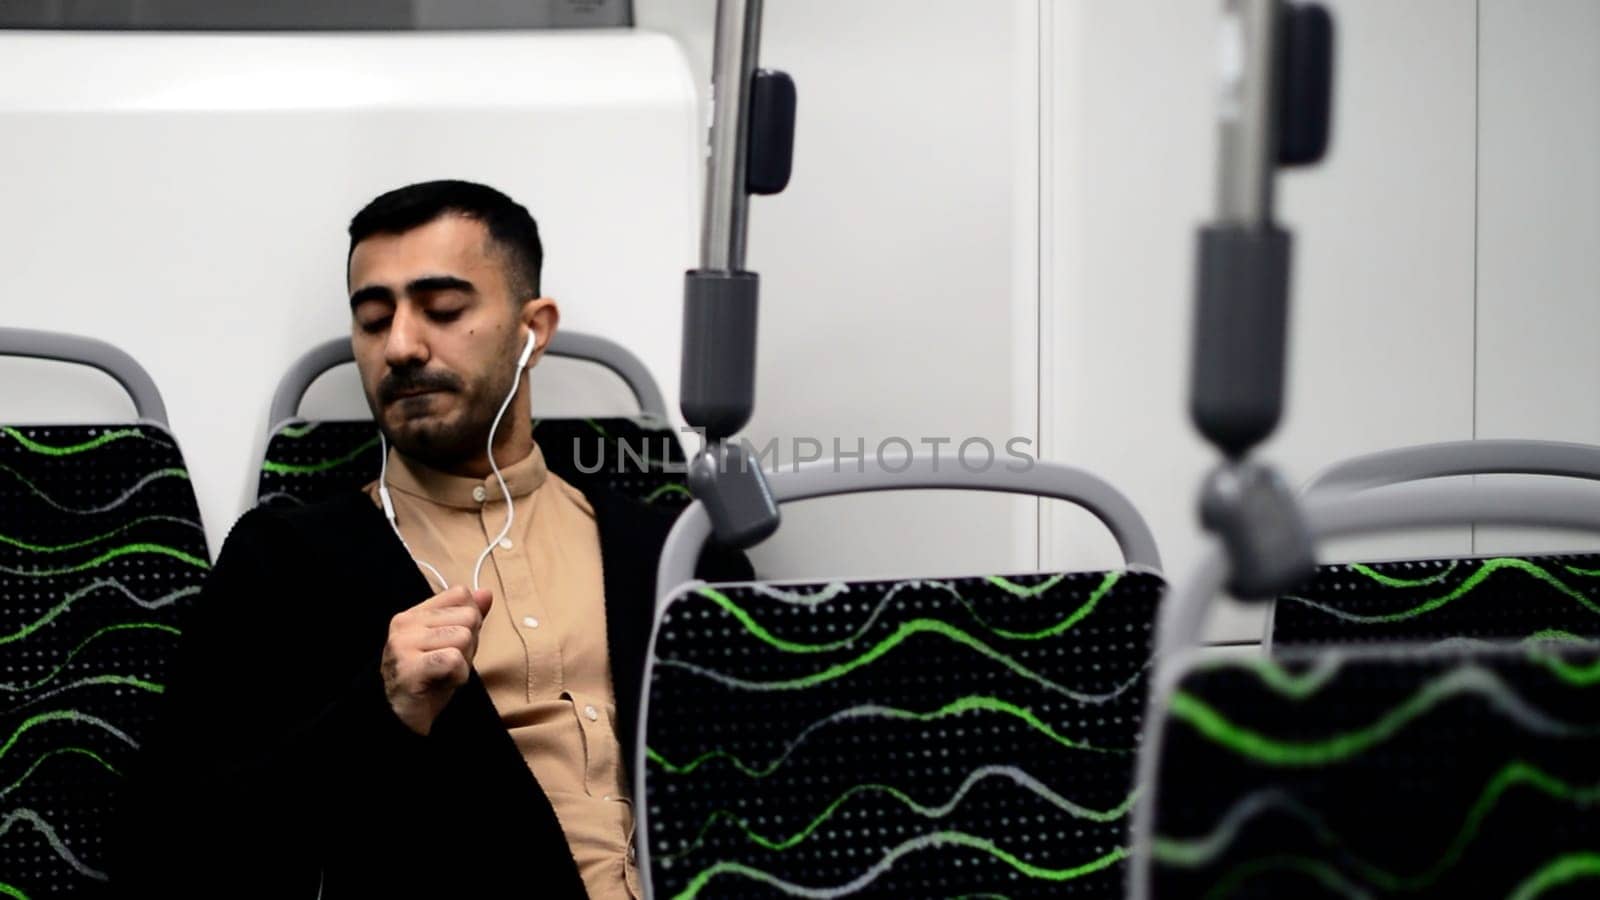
left=2, top=0, right=1595, bottom=646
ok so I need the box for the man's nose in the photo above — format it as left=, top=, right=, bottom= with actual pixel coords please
left=384, top=305, right=429, bottom=369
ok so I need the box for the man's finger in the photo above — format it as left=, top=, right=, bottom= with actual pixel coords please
left=423, top=605, right=483, bottom=630
left=422, top=647, right=470, bottom=687
left=418, top=646, right=464, bottom=675
left=418, top=625, right=473, bottom=650
left=471, top=588, right=493, bottom=617
left=421, top=585, right=475, bottom=609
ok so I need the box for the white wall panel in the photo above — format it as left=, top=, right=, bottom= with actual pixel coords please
left=1474, top=0, right=1600, bottom=555
left=0, top=32, right=699, bottom=554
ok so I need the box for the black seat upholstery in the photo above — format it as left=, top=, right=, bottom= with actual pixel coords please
left=1271, top=552, right=1600, bottom=649
left=1146, top=641, right=1600, bottom=898
left=643, top=567, right=1166, bottom=899
left=1271, top=441, right=1600, bottom=651
left=0, top=423, right=208, bottom=898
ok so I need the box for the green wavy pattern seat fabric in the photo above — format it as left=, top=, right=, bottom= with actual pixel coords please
left=642, top=569, right=1166, bottom=899
left=257, top=416, right=690, bottom=509
left=0, top=424, right=210, bottom=899
left=1147, top=642, right=1600, bottom=898
left=1271, top=552, right=1600, bottom=649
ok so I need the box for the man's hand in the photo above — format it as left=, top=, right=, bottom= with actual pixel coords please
left=381, top=586, right=493, bottom=736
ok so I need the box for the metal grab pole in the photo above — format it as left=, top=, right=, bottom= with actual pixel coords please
left=1189, top=0, right=1332, bottom=600
left=682, top=0, right=764, bottom=443
left=1215, top=0, right=1280, bottom=228
left=679, top=0, right=790, bottom=549
left=701, top=0, right=764, bottom=272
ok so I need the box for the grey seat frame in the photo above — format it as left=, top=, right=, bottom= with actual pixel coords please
left=0, top=326, right=170, bottom=426
left=265, top=330, right=671, bottom=439
left=1303, top=439, right=1600, bottom=496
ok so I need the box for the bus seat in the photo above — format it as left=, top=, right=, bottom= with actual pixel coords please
left=256, top=333, right=689, bottom=509
left=0, top=327, right=208, bottom=899
left=639, top=457, right=1164, bottom=899
left=1134, top=478, right=1600, bottom=899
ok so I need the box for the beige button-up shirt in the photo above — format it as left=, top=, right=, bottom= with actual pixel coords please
left=364, top=443, right=639, bottom=899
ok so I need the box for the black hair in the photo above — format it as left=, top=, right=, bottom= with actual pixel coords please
left=347, top=179, right=543, bottom=298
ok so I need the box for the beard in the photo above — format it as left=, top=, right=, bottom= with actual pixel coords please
left=372, top=340, right=522, bottom=470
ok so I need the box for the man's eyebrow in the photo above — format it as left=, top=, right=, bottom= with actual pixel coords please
left=349, top=284, right=394, bottom=309
left=406, top=274, right=477, bottom=296
left=348, top=275, right=476, bottom=310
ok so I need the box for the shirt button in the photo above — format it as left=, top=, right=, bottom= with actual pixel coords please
left=471, top=486, right=487, bottom=503
left=522, top=616, right=540, bottom=629
left=499, top=537, right=514, bottom=550
left=628, top=844, right=637, bottom=864
left=584, top=704, right=599, bottom=721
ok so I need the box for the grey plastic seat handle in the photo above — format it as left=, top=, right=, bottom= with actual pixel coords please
left=266, top=338, right=353, bottom=436
left=656, top=455, right=1163, bottom=606
left=0, top=327, right=168, bottom=426
left=548, top=331, right=669, bottom=422
left=265, top=331, right=670, bottom=436
left=1304, top=439, right=1600, bottom=495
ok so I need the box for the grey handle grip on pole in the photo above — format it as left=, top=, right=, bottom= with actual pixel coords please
left=1305, top=439, right=1600, bottom=495
left=265, top=331, right=670, bottom=436
left=655, top=455, right=1163, bottom=607
left=0, top=326, right=168, bottom=426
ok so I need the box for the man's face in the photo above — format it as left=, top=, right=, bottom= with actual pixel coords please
left=348, top=215, right=524, bottom=469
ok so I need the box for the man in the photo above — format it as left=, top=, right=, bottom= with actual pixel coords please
left=116, top=181, right=747, bottom=898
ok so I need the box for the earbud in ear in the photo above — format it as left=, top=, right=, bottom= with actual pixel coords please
left=516, top=330, right=538, bottom=370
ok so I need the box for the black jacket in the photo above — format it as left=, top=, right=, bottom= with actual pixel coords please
left=113, top=485, right=748, bottom=899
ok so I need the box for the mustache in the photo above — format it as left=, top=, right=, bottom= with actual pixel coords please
left=378, top=368, right=463, bottom=404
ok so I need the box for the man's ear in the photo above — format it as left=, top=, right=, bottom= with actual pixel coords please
left=521, top=297, right=560, bottom=365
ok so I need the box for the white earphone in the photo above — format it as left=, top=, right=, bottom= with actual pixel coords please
left=380, top=328, right=538, bottom=593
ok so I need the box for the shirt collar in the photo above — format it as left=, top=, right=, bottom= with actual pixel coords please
left=382, top=441, right=548, bottom=510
